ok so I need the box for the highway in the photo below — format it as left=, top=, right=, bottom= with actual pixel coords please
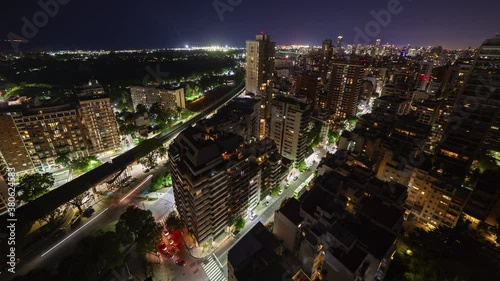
left=0, top=84, right=245, bottom=281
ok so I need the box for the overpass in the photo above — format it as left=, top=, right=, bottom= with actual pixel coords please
left=7, top=83, right=245, bottom=223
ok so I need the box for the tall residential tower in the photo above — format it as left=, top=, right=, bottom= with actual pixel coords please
left=246, top=34, right=276, bottom=139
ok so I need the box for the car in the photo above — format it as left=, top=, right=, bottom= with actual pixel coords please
left=166, top=250, right=174, bottom=259
left=158, top=242, right=168, bottom=253
left=172, top=247, right=180, bottom=255
left=265, top=201, right=270, bottom=206
left=232, top=230, right=240, bottom=237
left=82, top=206, right=95, bottom=217
left=53, top=228, right=66, bottom=238
left=294, top=176, right=298, bottom=181
left=163, top=228, right=170, bottom=236
left=250, top=213, right=257, bottom=221
left=175, top=259, right=187, bottom=267
left=144, top=169, right=150, bottom=173
left=278, top=189, right=284, bottom=195
left=70, top=215, right=81, bottom=227
left=130, top=178, right=138, bottom=182
left=168, top=239, right=175, bottom=245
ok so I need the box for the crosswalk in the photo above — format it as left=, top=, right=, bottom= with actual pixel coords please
left=158, top=213, right=169, bottom=225
left=202, top=254, right=226, bottom=281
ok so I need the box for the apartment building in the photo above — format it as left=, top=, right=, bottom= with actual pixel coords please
left=246, top=34, right=276, bottom=138
left=406, top=167, right=470, bottom=228
left=1, top=104, right=88, bottom=173
left=168, top=127, right=261, bottom=244
left=0, top=81, right=121, bottom=176
left=78, top=95, right=121, bottom=154
left=130, top=86, right=186, bottom=111
left=327, top=63, right=364, bottom=119
left=197, top=98, right=260, bottom=143
left=270, top=96, right=311, bottom=162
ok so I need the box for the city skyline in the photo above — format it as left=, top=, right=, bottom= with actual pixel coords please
left=1, top=0, right=499, bottom=52
left=1, top=1, right=500, bottom=280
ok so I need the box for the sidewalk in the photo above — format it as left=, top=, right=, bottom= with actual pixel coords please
left=180, top=227, right=232, bottom=260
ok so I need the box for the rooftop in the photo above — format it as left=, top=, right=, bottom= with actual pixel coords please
left=340, top=216, right=396, bottom=260
left=228, top=222, right=280, bottom=271
left=359, top=196, right=404, bottom=230
left=278, top=197, right=303, bottom=225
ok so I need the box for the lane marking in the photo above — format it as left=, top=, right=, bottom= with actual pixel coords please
left=41, top=207, right=109, bottom=257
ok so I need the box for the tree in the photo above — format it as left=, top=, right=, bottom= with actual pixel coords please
left=271, top=185, right=281, bottom=196
left=150, top=171, right=172, bottom=191
left=298, top=161, right=307, bottom=172
left=234, top=216, right=245, bottom=231
left=328, top=130, right=340, bottom=144
left=165, top=213, right=184, bottom=231
left=55, top=153, right=71, bottom=167
left=116, top=206, right=151, bottom=244
left=149, top=102, right=164, bottom=117
left=136, top=219, right=163, bottom=254
left=136, top=104, right=148, bottom=114
left=115, top=206, right=161, bottom=253
left=135, top=138, right=165, bottom=169
left=70, top=156, right=102, bottom=174
left=68, top=193, right=86, bottom=214
left=180, top=108, right=192, bottom=120
left=308, top=122, right=322, bottom=148
left=17, top=173, right=55, bottom=202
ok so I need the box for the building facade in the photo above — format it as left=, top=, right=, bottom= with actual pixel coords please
left=130, top=86, right=186, bottom=112
left=168, top=128, right=261, bottom=244
left=327, top=63, right=364, bottom=119
left=438, top=35, right=500, bottom=175
left=406, top=168, right=470, bottom=229
left=246, top=34, right=276, bottom=138
left=270, top=96, right=311, bottom=162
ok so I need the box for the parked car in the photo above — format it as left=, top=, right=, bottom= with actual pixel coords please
left=265, top=201, right=270, bottom=206
left=163, top=228, right=170, bottom=236
left=278, top=189, right=284, bottom=195
left=158, top=242, right=168, bottom=253
left=83, top=206, right=95, bottom=217
left=250, top=213, right=257, bottom=221
left=70, top=215, right=81, bottom=228
left=175, top=259, right=187, bottom=267
left=53, top=228, right=66, bottom=238
left=166, top=250, right=174, bottom=259
left=172, top=247, right=180, bottom=255
left=232, top=230, right=240, bottom=237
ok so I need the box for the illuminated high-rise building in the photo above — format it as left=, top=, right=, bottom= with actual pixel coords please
left=270, top=96, right=311, bottom=162
left=320, top=39, right=333, bottom=82
left=438, top=35, right=500, bottom=175
left=327, top=63, right=365, bottom=119
left=168, top=128, right=262, bottom=244
left=246, top=34, right=276, bottom=139
left=337, top=35, right=343, bottom=54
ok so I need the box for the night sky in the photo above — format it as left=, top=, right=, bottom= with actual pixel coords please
left=1, top=0, right=499, bottom=51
